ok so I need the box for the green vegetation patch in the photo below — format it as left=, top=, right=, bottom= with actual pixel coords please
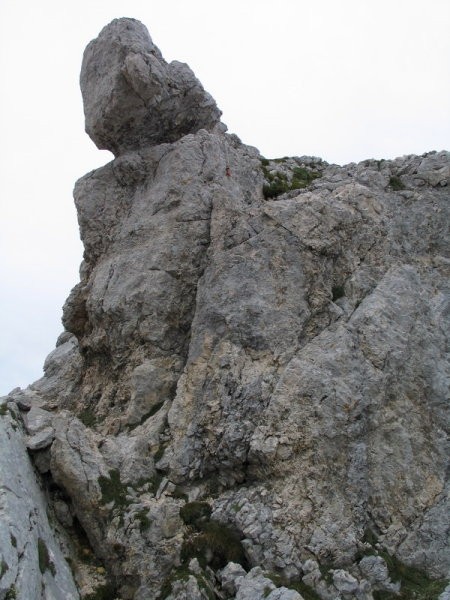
left=159, top=565, right=215, bottom=600
left=98, top=469, right=130, bottom=509
left=266, top=572, right=321, bottom=600
left=318, top=563, right=334, bottom=585
left=180, top=521, right=248, bottom=569
left=374, top=551, right=447, bottom=599
left=135, top=509, right=151, bottom=532
left=180, top=520, right=248, bottom=570
left=179, top=501, right=247, bottom=571
left=332, top=285, right=345, bottom=302
left=149, top=472, right=164, bottom=494
left=171, top=486, right=188, bottom=501
left=357, top=530, right=447, bottom=599
left=197, top=574, right=215, bottom=600
left=180, top=502, right=212, bottom=528
left=0, top=403, right=8, bottom=416
left=362, top=528, right=379, bottom=547
left=134, top=472, right=164, bottom=496
left=0, top=559, right=9, bottom=578
left=261, top=160, right=321, bottom=199
left=37, top=537, right=56, bottom=576
left=5, top=585, right=17, bottom=600
left=78, top=408, right=98, bottom=428
left=159, top=566, right=190, bottom=599
left=85, top=583, right=117, bottom=600
left=389, top=175, right=405, bottom=191
left=153, top=443, right=166, bottom=463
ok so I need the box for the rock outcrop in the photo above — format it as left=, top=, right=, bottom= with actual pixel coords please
left=0, top=400, right=79, bottom=600
left=1, top=17, right=449, bottom=600
left=81, top=18, right=222, bottom=156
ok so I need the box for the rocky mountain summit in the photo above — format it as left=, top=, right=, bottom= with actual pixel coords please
left=1, top=17, right=449, bottom=600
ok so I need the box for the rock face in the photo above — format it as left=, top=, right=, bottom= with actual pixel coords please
left=2, top=17, right=449, bottom=600
left=0, top=401, right=79, bottom=600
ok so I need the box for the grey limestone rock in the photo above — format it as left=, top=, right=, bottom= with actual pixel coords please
left=440, top=584, right=450, bottom=600
left=26, top=427, right=55, bottom=451
left=220, top=561, right=248, bottom=595
left=3, top=17, right=450, bottom=600
left=165, top=575, right=207, bottom=600
left=24, top=406, right=53, bottom=435
left=358, top=555, right=400, bottom=593
left=233, top=567, right=303, bottom=600
left=0, top=401, right=79, bottom=600
left=234, top=567, right=276, bottom=599
left=331, top=569, right=371, bottom=599
left=23, top=404, right=55, bottom=450
left=81, top=18, right=222, bottom=155
left=267, top=590, right=304, bottom=600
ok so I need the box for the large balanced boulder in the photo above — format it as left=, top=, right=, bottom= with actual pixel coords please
left=80, top=18, right=222, bottom=155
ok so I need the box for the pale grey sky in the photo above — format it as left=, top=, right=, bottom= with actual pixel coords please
left=1, top=0, right=449, bottom=395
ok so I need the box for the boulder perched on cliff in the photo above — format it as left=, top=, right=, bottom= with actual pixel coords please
left=3, top=17, right=449, bottom=600
left=81, top=18, right=222, bottom=155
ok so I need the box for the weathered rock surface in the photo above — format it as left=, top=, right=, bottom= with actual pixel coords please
left=3, top=17, right=449, bottom=600
left=81, top=18, right=222, bottom=155
left=0, top=401, right=79, bottom=600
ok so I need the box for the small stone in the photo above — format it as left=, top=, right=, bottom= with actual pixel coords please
left=359, top=555, right=400, bottom=593
left=188, top=558, right=202, bottom=575
left=54, top=499, right=73, bottom=528
left=156, top=477, right=169, bottom=499
left=26, top=427, right=55, bottom=451
left=266, top=588, right=303, bottom=600
left=24, top=407, right=53, bottom=435
left=332, top=569, right=360, bottom=594
left=15, top=395, right=32, bottom=412
left=220, top=562, right=247, bottom=595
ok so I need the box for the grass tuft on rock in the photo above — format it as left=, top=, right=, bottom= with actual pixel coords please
left=180, top=520, right=248, bottom=571
left=374, top=551, right=447, bottom=599
left=37, top=537, right=56, bottom=576
left=179, top=501, right=248, bottom=571
left=0, top=559, right=9, bottom=578
left=135, top=508, right=151, bottom=532
left=261, top=160, right=321, bottom=199
left=78, top=408, right=98, bottom=428
left=158, top=566, right=190, bottom=599
left=85, top=582, right=117, bottom=600
left=98, top=469, right=130, bottom=509
left=266, top=572, right=321, bottom=600
left=357, top=530, right=447, bottom=599
left=180, top=501, right=212, bottom=528
left=389, top=175, right=405, bottom=190
left=5, top=585, right=17, bottom=599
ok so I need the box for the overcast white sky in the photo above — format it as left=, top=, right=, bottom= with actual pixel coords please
left=0, top=0, right=449, bottom=395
